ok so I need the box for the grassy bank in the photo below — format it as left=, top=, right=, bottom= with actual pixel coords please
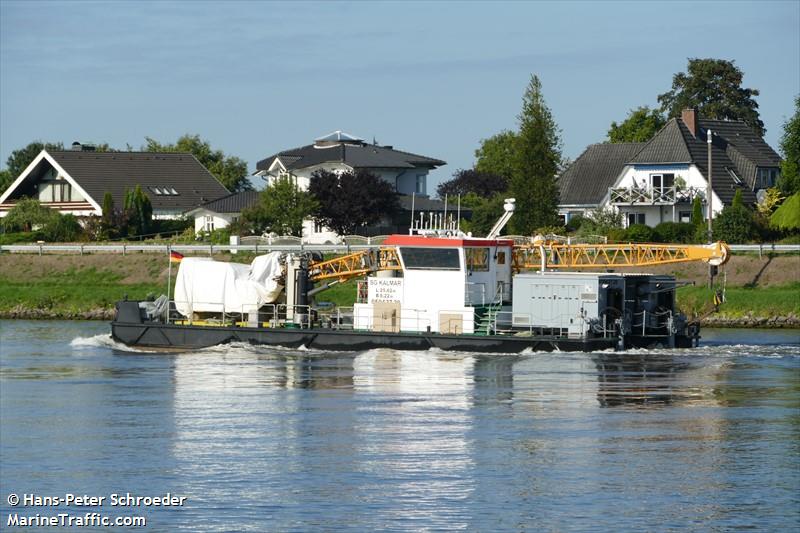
left=0, top=267, right=164, bottom=319
left=677, top=283, right=800, bottom=318
left=0, top=253, right=798, bottom=326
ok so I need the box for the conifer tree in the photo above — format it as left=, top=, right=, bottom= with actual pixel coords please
left=509, top=75, right=562, bottom=234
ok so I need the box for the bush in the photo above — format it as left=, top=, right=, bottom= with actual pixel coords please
left=534, top=225, right=566, bottom=237
left=713, top=205, right=756, bottom=243
left=196, top=227, right=232, bottom=244
left=624, top=223, right=655, bottom=242
left=565, top=215, right=586, bottom=232
left=0, top=231, right=45, bottom=245
left=42, top=213, right=83, bottom=242
left=653, top=222, right=696, bottom=243
left=1, top=197, right=57, bottom=232
left=606, top=227, right=628, bottom=243
left=152, top=218, right=192, bottom=238
left=577, top=207, right=623, bottom=237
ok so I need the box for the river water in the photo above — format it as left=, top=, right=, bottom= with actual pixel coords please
left=1, top=320, right=798, bottom=531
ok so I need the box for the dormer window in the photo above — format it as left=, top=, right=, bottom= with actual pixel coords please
left=756, top=168, right=779, bottom=189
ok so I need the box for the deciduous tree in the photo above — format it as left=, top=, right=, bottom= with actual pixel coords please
left=3, top=141, right=64, bottom=182
left=607, top=106, right=666, bottom=143
left=145, top=134, right=251, bottom=192
left=309, top=169, right=399, bottom=235
left=436, top=168, right=508, bottom=199
left=658, top=58, right=764, bottom=136
left=0, top=169, right=12, bottom=195
left=474, top=131, right=518, bottom=181
left=243, top=177, right=317, bottom=236
left=509, top=75, right=562, bottom=234
left=457, top=193, right=505, bottom=237
left=778, top=95, right=800, bottom=195
left=1, top=197, right=57, bottom=232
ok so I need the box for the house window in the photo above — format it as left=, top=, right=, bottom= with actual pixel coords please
left=650, top=173, right=674, bottom=193
left=313, top=221, right=325, bottom=234
left=58, top=182, right=72, bottom=202
left=627, top=213, right=645, bottom=226
left=38, top=181, right=72, bottom=202
left=204, top=215, right=215, bottom=232
left=756, top=168, right=778, bottom=189
left=415, top=174, right=425, bottom=194
left=679, top=211, right=691, bottom=223
left=726, top=167, right=743, bottom=186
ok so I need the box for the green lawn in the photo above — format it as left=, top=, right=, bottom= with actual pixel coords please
left=0, top=267, right=163, bottom=314
left=313, top=280, right=358, bottom=308
left=676, top=283, right=800, bottom=318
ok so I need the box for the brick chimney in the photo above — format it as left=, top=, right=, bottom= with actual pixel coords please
left=681, top=109, right=698, bottom=137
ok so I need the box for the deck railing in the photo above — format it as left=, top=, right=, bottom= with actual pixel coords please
left=609, top=186, right=707, bottom=205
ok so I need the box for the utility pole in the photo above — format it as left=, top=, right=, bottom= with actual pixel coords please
left=707, top=128, right=715, bottom=289
left=707, top=128, right=713, bottom=243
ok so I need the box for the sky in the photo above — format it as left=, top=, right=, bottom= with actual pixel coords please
left=1, top=0, right=798, bottom=192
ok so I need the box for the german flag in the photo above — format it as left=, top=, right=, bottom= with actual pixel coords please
left=170, top=251, right=184, bottom=263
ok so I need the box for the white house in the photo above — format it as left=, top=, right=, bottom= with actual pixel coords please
left=0, top=143, right=230, bottom=221
left=185, top=190, right=261, bottom=233
left=558, top=109, right=782, bottom=227
left=254, top=131, right=446, bottom=242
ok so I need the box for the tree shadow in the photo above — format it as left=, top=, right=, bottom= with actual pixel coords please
left=744, top=254, right=774, bottom=288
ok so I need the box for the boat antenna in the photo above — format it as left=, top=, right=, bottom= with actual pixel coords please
left=457, top=195, right=461, bottom=233
left=443, top=194, right=448, bottom=233
left=410, top=192, right=416, bottom=233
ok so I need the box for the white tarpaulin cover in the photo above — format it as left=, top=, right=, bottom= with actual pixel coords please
left=174, top=252, right=284, bottom=316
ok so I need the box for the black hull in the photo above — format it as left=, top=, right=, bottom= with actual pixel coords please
left=111, top=321, right=621, bottom=353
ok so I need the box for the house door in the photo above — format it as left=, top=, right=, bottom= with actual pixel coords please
left=650, top=173, right=674, bottom=200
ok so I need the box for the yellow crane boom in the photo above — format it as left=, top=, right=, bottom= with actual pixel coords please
left=308, top=247, right=402, bottom=282
left=513, top=241, right=730, bottom=270
left=308, top=240, right=730, bottom=284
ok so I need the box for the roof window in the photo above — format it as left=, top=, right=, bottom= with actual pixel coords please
left=726, top=167, right=743, bottom=186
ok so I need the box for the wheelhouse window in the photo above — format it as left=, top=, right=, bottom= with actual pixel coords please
left=400, top=247, right=460, bottom=271
left=465, top=247, right=490, bottom=271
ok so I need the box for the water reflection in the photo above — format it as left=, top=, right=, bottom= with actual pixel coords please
left=2, top=321, right=798, bottom=531
left=593, top=353, right=727, bottom=407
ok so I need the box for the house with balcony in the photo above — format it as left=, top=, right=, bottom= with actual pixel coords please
left=0, top=143, right=230, bottom=221
left=254, top=131, right=447, bottom=242
left=558, top=109, right=782, bottom=227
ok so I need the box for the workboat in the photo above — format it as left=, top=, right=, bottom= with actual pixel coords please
left=111, top=199, right=729, bottom=353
